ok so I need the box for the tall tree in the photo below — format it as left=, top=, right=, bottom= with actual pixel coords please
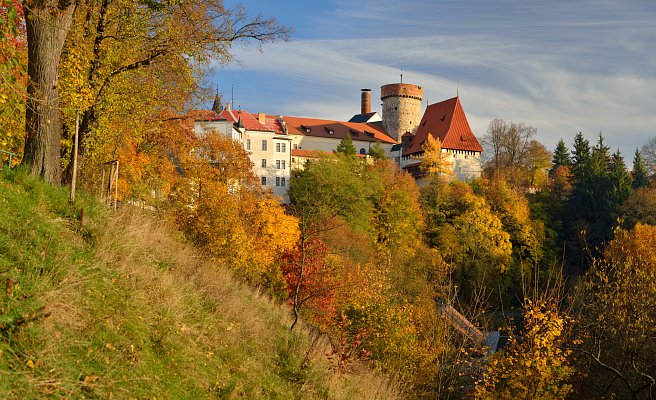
left=608, top=150, right=632, bottom=222
left=20, top=0, right=291, bottom=184
left=550, top=138, right=571, bottom=174
left=631, top=149, right=649, bottom=189
left=20, top=0, right=76, bottom=183
left=481, top=118, right=542, bottom=188
left=576, top=224, right=656, bottom=399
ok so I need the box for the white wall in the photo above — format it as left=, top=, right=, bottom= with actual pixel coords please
left=289, top=135, right=396, bottom=157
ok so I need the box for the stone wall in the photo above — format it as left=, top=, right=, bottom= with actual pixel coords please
left=381, top=83, right=423, bottom=142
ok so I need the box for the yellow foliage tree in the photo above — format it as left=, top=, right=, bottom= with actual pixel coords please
left=172, top=133, right=299, bottom=288
left=576, top=223, right=656, bottom=399
left=475, top=299, right=574, bottom=399
left=421, top=134, right=453, bottom=180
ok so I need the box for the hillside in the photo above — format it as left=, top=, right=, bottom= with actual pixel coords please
left=0, top=169, right=402, bottom=399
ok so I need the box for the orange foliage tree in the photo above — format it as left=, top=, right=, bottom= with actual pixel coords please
left=0, top=0, right=26, bottom=159
left=171, top=132, right=299, bottom=289
left=280, top=238, right=339, bottom=330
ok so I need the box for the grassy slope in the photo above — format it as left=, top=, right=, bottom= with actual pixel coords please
left=0, top=169, right=402, bottom=399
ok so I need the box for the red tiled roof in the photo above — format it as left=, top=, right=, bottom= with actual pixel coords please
left=404, top=97, right=483, bottom=155
left=262, top=115, right=286, bottom=134
left=282, top=116, right=397, bottom=144
left=217, top=109, right=276, bottom=132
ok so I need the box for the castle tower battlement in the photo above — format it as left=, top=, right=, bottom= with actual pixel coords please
left=381, top=83, right=423, bottom=142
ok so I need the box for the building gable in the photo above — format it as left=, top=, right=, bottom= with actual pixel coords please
left=405, top=97, right=483, bottom=155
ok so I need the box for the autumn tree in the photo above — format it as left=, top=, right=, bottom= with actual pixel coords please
left=620, top=187, right=656, bottom=228
left=481, top=118, right=548, bottom=188
left=368, top=141, right=386, bottom=160
left=421, top=134, right=453, bottom=180
left=171, top=132, right=298, bottom=288
left=369, top=160, right=422, bottom=268
left=280, top=238, right=339, bottom=330
left=286, top=155, right=373, bottom=328
left=19, top=0, right=291, bottom=184
left=476, top=299, right=574, bottom=399
left=20, top=0, right=76, bottom=183
left=0, top=0, right=26, bottom=159
left=575, top=224, right=656, bottom=399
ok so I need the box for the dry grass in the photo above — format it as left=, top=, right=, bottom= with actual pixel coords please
left=0, top=170, right=404, bottom=399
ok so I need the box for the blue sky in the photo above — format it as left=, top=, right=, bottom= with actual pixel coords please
left=213, top=0, right=656, bottom=159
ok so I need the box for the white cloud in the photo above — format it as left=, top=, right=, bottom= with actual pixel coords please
left=218, top=0, right=656, bottom=158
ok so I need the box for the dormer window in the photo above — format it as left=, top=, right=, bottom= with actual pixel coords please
left=324, top=127, right=334, bottom=135
left=301, top=125, right=311, bottom=133
left=349, top=129, right=359, bottom=137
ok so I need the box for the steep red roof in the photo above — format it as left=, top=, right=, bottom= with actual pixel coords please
left=282, top=116, right=397, bottom=144
left=405, top=97, right=483, bottom=155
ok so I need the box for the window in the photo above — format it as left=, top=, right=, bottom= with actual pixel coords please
left=275, top=177, right=287, bottom=187
left=276, top=143, right=281, bottom=152
left=262, top=140, right=267, bottom=151
left=276, top=177, right=280, bottom=186
left=281, top=143, right=286, bottom=152
left=293, top=144, right=298, bottom=150
left=281, top=160, right=286, bottom=169
left=246, top=139, right=251, bottom=150
left=261, top=176, right=267, bottom=185
left=281, top=177, right=286, bottom=186
left=261, top=159, right=267, bottom=168
left=276, top=160, right=280, bottom=169
left=360, top=148, right=366, bottom=155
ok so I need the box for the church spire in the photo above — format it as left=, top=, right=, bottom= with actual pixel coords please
left=211, top=85, right=222, bottom=113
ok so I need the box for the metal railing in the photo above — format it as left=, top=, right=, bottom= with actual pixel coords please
left=0, top=149, right=18, bottom=169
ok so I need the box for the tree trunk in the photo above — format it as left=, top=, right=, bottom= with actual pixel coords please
left=22, top=2, right=75, bottom=184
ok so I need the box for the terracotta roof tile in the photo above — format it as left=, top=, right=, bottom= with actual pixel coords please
left=405, top=97, right=483, bottom=155
left=282, top=116, right=397, bottom=144
left=217, top=109, right=275, bottom=132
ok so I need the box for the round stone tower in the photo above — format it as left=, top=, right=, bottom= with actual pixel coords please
left=380, top=83, right=423, bottom=142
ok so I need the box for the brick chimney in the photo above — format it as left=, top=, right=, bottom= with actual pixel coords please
left=361, top=88, right=371, bottom=115
left=257, top=112, right=266, bottom=124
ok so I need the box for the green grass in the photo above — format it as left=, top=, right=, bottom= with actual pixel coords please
left=0, top=168, right=402, bottom=399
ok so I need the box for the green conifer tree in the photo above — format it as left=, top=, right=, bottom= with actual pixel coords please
left=336, top=133, right=356, bottom=156
left=550, top=138, right=571, bottom=174
left=609, top=150, right=632, bottom=220
left=632, top=149, right=649, bottom=189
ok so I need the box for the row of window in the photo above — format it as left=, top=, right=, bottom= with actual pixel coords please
left=260, top=176, right=287, bottom=186
left=260, top=159, right=286, bottom=169
left=246, top=139, right=287, bottom=152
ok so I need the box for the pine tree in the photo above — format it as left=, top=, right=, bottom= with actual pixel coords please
left=336, top=133, right=356, bottom=156
left=550, top=138, right=571, bottom=174
left=569, top=133, right=592, bottom=216
left=632, top=149, right=649, bottom=189
left=608, top=150, right=632, bottom=220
